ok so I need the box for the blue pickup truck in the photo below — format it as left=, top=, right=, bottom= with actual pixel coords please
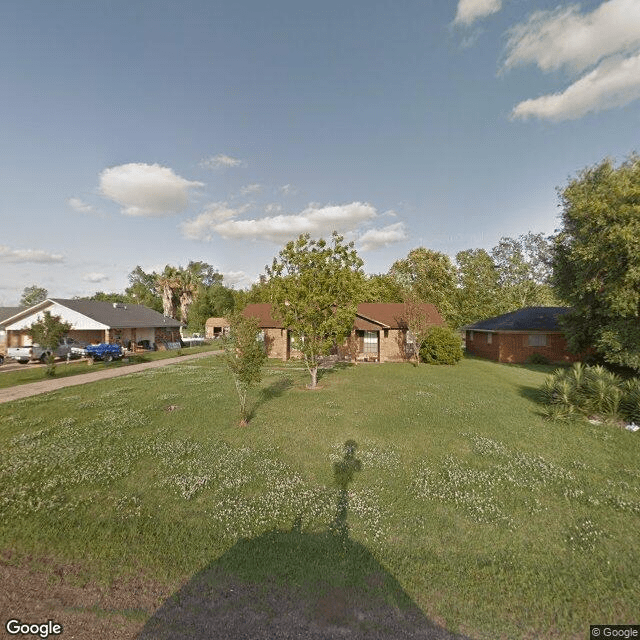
left=83, top=343, right=123, bottom=362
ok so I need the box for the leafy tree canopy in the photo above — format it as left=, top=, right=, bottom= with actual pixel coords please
left=29, top=310, right=71, bottom=351
left=552, top=154, right=640, bottom=369
left=20, top=285, right=48, bottom=307
left=389, top=248, right=458, bottom=326
left=266, top=232, right=364, bottom=388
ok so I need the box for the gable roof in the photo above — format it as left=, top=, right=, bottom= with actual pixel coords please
left=242, top=303, right=284, bottom=328
left=4, top=299, right=182, bottom=329
left=466, top=307, right=571, bottom=332
left=355, top=303, right=444, bottom=330
left=0, top=307, right=24, bottom=325
left=50, top=299, right=183, bottom=328
left=242, top=302, right=444, bottom=330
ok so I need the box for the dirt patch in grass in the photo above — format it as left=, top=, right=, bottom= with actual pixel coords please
left=0, top=555, right=170, bottom=640
left=0, top=551, right=472, bottom=640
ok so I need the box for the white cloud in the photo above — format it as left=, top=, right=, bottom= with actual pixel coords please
left=67, top=197, right=95, bottom=214
left=83, top=272, right=108, bottom=283
left=0, top=246, right=64, bottom=263
left=240, top=183, right=262, bottom=196
left=180, top=202, right=247, bottom=241
left=358, top=223, right=408, bottom=252
left=454, top=0, right=502, bottom=26
left=200, top=154, right=244, bottom=169
left=265, top=203, right=283, bottom=214
left=209, top=202, right=378, bottom=243
left=220, top=270, right=251, bottom=287
left=99, top=163, right=203, bottom=217
left=511, top=51, right=640, bottom=121
left=279, top=184, right=295, bottom=195
left=503, top=0, right=640, bottom=74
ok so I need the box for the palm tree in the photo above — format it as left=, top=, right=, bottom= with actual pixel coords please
left=178, top=267, right=199, bottom=326
left=155, top=266, right=181, bottom=318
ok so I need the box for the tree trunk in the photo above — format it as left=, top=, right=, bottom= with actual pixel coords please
left=309, top=365, right=318, bottom=389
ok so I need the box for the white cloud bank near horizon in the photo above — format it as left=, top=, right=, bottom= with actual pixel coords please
left=100, top=163, right=204, bottom=217
left=504, top=0, right=640, bottom=121
left=0, top=246, right=64, bottom=264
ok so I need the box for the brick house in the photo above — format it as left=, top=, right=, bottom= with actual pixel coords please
left=241, top=302, right=444, bottom=363
left=464, top=307, right=581, bottom=364
left=4, top=299, right=183, bottom=351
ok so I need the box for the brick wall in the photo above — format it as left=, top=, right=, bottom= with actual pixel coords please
left=465, top=331, right=500, bottom=361
left=264, top=328, right=288, bottom=360
left=466, top=330, right=581, bottom=364
left=379, top=329, right=406, bottom=362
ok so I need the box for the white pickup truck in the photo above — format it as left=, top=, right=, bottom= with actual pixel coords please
left=7, top=337, right=87, bottom=364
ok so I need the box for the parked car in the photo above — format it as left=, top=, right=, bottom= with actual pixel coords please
left=7, top=337, right=87, bottom=364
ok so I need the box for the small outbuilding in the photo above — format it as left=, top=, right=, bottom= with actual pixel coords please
left=4, top=298, right=183, bottom=351
left=464, top=306, right=581, bottom=364
left=205, top=317, right=230, bottom=339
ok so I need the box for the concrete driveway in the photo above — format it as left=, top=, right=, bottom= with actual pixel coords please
left=0, top=350, right=222, bottom=404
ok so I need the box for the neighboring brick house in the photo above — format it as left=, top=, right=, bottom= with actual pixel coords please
left=4, top=299, right=183, bottom=350
left=464, top=307, right=581, bottom=364
left=240, top=302, right=444, bottom=363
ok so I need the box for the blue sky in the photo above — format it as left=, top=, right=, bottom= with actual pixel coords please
left=1, top=0, right=639, bottom=304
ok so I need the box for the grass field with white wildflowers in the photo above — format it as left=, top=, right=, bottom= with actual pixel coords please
left=0, top=355, right=638, bottom=639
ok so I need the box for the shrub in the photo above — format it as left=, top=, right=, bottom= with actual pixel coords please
left=540, top=362, right=636, bottom=424
left=419, top=326, right=463, bottom=365
left=527, top=352, right=550, bottom=365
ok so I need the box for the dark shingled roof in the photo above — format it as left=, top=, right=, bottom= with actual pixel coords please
left=466, top=307, right=572, bottom=332
left=0, top=307, right=25, bottom=325
left=243, top=302, right=445, bottom=330
left=49, top=299, right=183, bottom=328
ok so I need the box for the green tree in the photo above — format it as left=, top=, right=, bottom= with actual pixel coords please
left=552, top=154, right=640, bottom=370
left=491, top=232, right=558, bottom=310
left=20, top=285, right=48, bottom=307
left=187, top=283, right=235, bottom=333
left=125, top=266, right=163, bottom=312
left=29, top=311, right=72, bottom=377
left=455, top=249, right=501, bottom=326
left=361, top=273, right=405, bottom=302
left=389, top=248, right=458, bottom=325
left=223, top=310, right=267, bottom=426
left=266, top=232, right=364, bottom=389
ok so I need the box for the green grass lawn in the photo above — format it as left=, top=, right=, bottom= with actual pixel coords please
left=0, top=355, right=638, bottom=639
left=0, top=343, right=221, bottom=389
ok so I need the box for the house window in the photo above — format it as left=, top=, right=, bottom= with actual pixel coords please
left=384, top=329, right=389, bottom=339
left=468, top=331, right=474, bottom=341
left=363, top=331, right=378, bottom=354
left=528, top=334, right=547, bottom=347
left=486, top=333, right=492, bottom=344
left=290, top=333, right=305, bottom=350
